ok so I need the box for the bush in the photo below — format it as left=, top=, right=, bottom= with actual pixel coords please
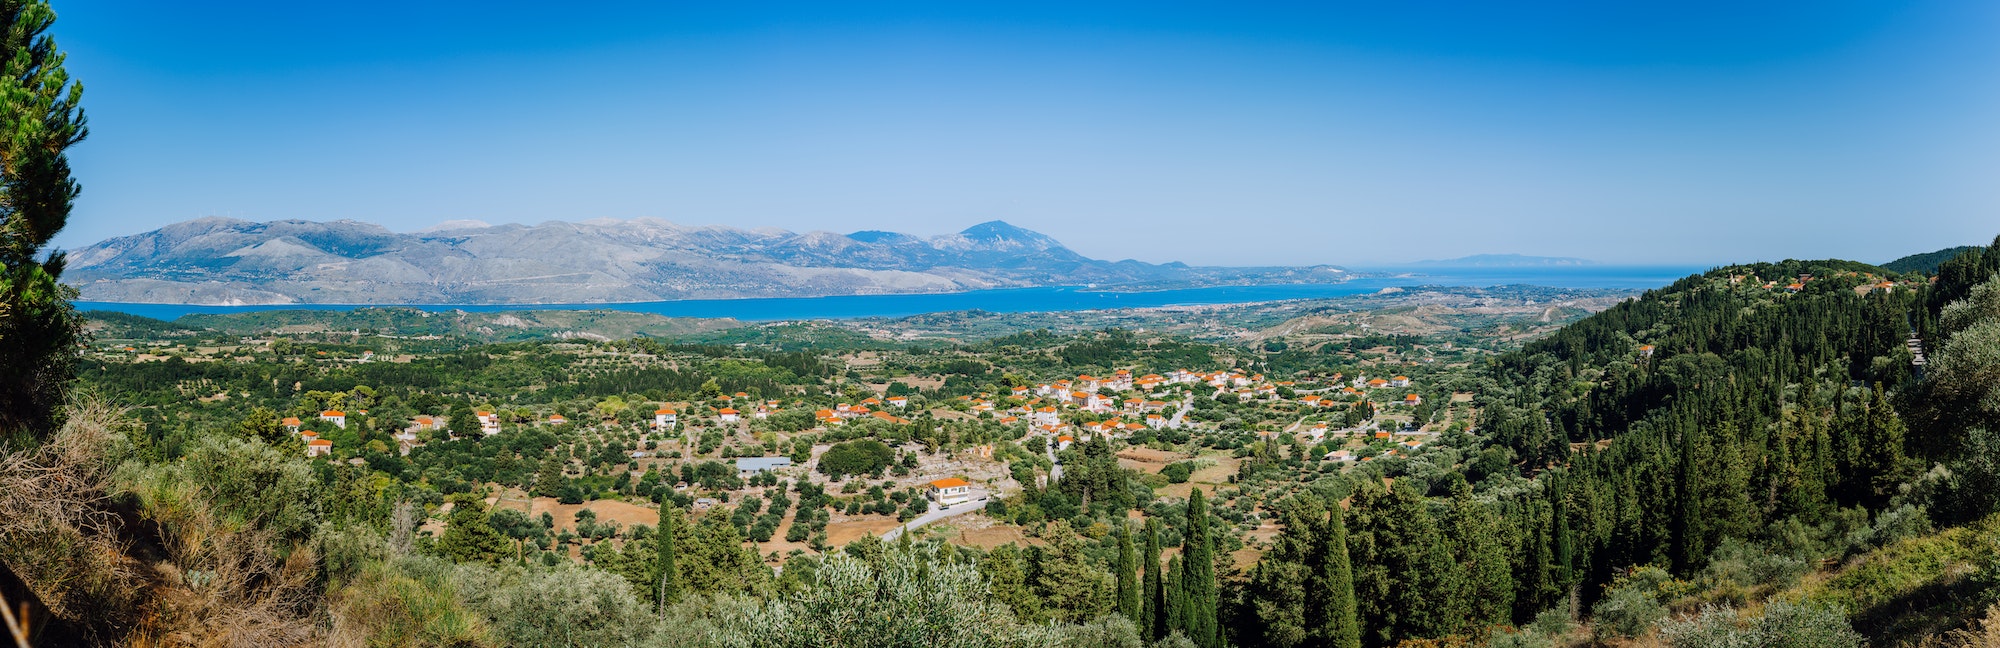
left=1703, top=539, right=1814, bottom=591
left=469, top=565, right=659, bottom=646
left=1658, top=601, right=1864, bottom=648
left=818, top=440, right=895, bottom=479
left=1591, top=581, right=1666, bottom=639
left=1160, top=462, right=1194, bottom=484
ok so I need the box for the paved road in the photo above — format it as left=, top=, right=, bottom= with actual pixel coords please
left=1046, top=445, right=1063, bottom=482
left=1168, top=398, right=1193, bottom=429
left=882, top=489, right=990, bottom=541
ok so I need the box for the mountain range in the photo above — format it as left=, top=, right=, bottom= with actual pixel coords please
left=64, top=217, right=1347, bottom=305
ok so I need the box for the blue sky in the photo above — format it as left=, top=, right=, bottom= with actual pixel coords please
left=49, top=1, right=2000, bottom=265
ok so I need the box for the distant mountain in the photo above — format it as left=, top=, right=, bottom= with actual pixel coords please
left=1412, top=253, right=1596, bottom=267
left=65, top=217, right=1348, bottom=305
left=1883, top=245, right=1984, bottom=274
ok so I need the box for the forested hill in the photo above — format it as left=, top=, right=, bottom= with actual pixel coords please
left=1884, top=245, right=1984, bottom=274
left=1393, top=242, right=2000, bottom=643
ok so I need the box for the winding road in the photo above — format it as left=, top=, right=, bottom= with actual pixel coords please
left=882, top=489, right=991, bottom=541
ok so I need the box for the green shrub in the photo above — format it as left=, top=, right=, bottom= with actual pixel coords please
left=1592, top=581, right=1667, bottom=639
left=818, top=440, right=895, bottom=479
left=1658, top=601, right=1864, bottom=648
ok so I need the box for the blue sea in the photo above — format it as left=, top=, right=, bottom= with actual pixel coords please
left=76, top=265, right=1705, bottom=322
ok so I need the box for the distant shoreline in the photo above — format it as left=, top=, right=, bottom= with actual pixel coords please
left=76, top=266, right=1701, bottom=322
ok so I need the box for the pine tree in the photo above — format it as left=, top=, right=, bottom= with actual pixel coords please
left=1116, top=520, right=1141, bottom=623
left=438, top=497, right=509, bottom=564
left=533, top=456, right=565, bottom=498
left=1315, top=501, right=1360, bottom=648
left=1180, top=488, right=1220, bottom=648
left=1860, top=383, right=1910, bottom=504
left=1247, top=499, right=1321, bottom=647
left=1444, top=481, right=1514, bottom=635
left=655, top=506, right=682, bottom=612
left=1143, top=516, right=1167, bottom=640
left=982, top=543, right=1043, bottom=623
left=1034, top=520, right=1114, bottom=623
left=0, top=0, right=87, bottom=444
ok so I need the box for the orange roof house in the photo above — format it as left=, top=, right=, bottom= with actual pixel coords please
left=927, top=478, right=972, bottom=505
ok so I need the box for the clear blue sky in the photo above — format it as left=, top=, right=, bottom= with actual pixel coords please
left=48, top=1, right=2000, bottom=265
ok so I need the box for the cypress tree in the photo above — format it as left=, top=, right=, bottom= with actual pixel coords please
left=1116, top=520, right=1141, bottom=623
left=1672, top=424, right=1701, bottom=572
left=656, top=506, right=682, bottom=612
left=1166, top=553, right=1185, bottom=637
left=1143, top=516, right=1167, bottom=640
left=1549, top=477, right=1575, bottom=594
left=1314, top=502, right=1360, bottom=648
left=1180, top=488, right=1219, bottom=648
left=0, top=0, right=87, bottom=444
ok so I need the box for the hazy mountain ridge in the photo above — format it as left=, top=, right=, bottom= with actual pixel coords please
left=66, top=217, right=1347, bottom=305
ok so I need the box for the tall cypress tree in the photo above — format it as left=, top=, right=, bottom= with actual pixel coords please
left=0, top=0, right=87, bottom=444
left=1143, top=516, right=1167, bottom=641
left=1549, top=476, right=1575, bottom=595
left=1116, top=521, right=1141, bottom=623
left=1672, top=424, right=1701, bottom=572
left=655, top=506, right=682, bottom=613
left=1166, top=553, right=1185, bottom=638
left=1180, top=488, right=1219, bottom=648
left=1314, top=502, right=1361, bottom=648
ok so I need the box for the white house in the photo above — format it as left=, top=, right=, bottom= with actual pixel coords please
left=306, top=438, right=333, bottom=457
left=927, top=478, right=972, bottom=507
left=654, top=408, right=678, bottom=429
left=475, top=411, right=500, bottom=436
left=319, top=410, right=347, bottom=429
left=718, top=408, right=740, bottom=423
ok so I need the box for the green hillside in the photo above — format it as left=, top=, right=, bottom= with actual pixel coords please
left=1885, top=245, right=1986, bottom=274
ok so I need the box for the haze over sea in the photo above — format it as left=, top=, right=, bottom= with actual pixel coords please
left=78, top=265, right=1702, bottom=322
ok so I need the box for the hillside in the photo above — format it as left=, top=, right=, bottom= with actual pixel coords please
left=1885, top=245, right=1986, bottom=274
left=63, top=217, right=1348, bottom=305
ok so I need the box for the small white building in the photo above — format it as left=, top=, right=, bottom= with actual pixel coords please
left=654, top=408, right=678, bottom=429
left=306, top=438, right=333, bottom=457
left=319, top=410, right=347, bottom=429
left=927, top=478, right=972, bottom=507
left=718, top=408, right=740, bottom=423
